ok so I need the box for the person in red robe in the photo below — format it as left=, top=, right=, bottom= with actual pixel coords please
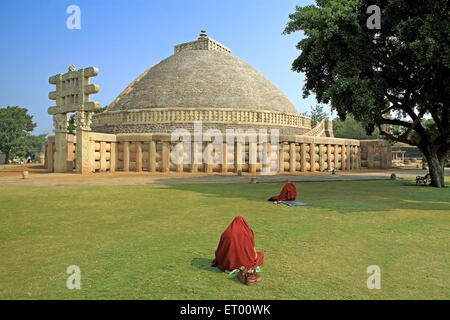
left=268, top=180, right=297, bottom=202
left=211, top=216, right=264, bottom=273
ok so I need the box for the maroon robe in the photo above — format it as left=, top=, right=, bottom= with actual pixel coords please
left=212, top=216, right=264, bottom=271
left=269, top=182, right=297, bottom=201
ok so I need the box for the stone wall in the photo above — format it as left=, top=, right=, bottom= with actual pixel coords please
left=360, top=140, right=392, bottom=169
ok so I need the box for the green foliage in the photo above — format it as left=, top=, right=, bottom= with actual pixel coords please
left=0, top=106, right=36, bottom=163
left=67, top=114, right=75, bottom=134
left=284, top=0, right=449, bottom=186
left=11, top=133, right=47, bottom=159
left=333, top=115, right=380, bottom=139
left=309, top=104, right=329, bottom=126
left=94, top=105, right=108, bottom=114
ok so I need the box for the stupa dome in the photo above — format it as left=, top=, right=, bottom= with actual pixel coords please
left=92, top=31, right=311, bottom=134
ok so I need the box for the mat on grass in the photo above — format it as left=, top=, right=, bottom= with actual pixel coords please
left=279, top=200, right=310, bottom=206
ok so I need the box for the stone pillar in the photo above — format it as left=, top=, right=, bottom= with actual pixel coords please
left=346, top=144, right=351, bottom=170
left=221, top=142, right=228, bottom=174
left=88, top=139, right=96, bottom=172
left=342, top=145, right=347, bottom=170
left=162, top=142, right=169, bottom=173
left=327, top=144, right=332, bottom=171
left=191, top=141, right=200, bottom=173
left=73, top=109, right=97, bottom=175
left=319, top=144, right=324, bottom=172
left=75, top=129, right=91, bottom=174
left=235, top=141, right=243, bottom=173
left=334, top=144, right=339, bottom=169
left=301, top=143, right=307, bottom=172
left=356, top=146, right=360, bottom=169
left=278, top=143, right=284, bottom=173
left=110, top=142, right=117, bottom=172
left=309, top=143, right=315, bottom=172
left=54, top=133, right=69, bottom=173
left=249, top=141, right=257, bottom=174
left=149, top=141, right=156, bottom=172
left=99, top=141, right=107, bottom=172
left=47, top=142, right=54, bottom=172
left=289, top=142, right=296, bottom=173
left=349, top=146, right=353, bottom=169
left=67, top=140, right=75, bottom=172
left=123, top=141, right=130, bottom=172
left=205, top=142, right=213, bottom=174
left=177, top=142, right=183, bottom=173
left=264, top=142, right=271, bottom=174
left=136, top=142, right=143, bottom=172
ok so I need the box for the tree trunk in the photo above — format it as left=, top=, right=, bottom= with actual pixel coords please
left=4, top=150, right=10, bottom=164
left=423, top=149, right=446, bottom=188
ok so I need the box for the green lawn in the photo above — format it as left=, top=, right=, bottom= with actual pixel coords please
left=0, top=179, right=449, bottom=299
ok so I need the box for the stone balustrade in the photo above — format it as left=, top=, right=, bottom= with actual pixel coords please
left=45, top=132, right=364, bottom=174
left=91, top=108, right=312, bottom=132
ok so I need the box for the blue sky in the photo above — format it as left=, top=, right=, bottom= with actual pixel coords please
left=0, top=0, right=324, bottom=135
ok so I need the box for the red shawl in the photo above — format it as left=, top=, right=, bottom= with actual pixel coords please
left=212, top=216, right=264, bottom=271
left=269, top=182, right=297, bottom=201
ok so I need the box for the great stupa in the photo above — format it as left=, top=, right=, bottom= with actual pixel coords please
left=91, top=30, right=313, bottom=135
left=44, top=31, right=382, bottom=175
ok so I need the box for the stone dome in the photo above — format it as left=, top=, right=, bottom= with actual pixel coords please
left=107, top=48, right=297, bottom=114
left=92, top=32, right=311, bottom=134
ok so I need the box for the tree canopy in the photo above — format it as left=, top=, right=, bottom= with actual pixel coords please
left=284, top=0, right=449, bottom=187
left=308, top=104, right=329, bottom=126
left=12, top=133, right=47, bottom=159
left=0, top=106, right=37, bottom=163
left=333, top=115, right=380, bottom=140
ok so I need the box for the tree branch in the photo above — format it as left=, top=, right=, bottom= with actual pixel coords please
left=378, top=126, right=415, bottom=146
left=378, top=118, right=412, bottom=127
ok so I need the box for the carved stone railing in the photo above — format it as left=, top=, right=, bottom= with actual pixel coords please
left=44, top=131, right=362, bottom=174
left=302, top=119, right=334, bottom=137
left=174, top=37, right=231, bottom=54
left=92, top=108, right=312, bottom=130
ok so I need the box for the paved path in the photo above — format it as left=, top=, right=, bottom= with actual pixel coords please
left=0, top=167, right=444, bottom=187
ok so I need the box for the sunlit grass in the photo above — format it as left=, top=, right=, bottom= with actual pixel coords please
left=0, top=179, right=449, bottom=299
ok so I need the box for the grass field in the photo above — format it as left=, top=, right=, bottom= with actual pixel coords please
left=0, top=178, right=449, bottom=299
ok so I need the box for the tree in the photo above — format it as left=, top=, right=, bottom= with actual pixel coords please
left=333, top=115, right=380, bottom=139
left=0, top=106, right=36, bottom=164
left=284, top=0, right=449, bottom=187
left=12, top=133, right=47, bottom=160
left=310, top=104, right=329, bottom=126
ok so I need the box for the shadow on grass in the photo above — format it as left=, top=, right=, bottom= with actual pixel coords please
left=190, top=258, right=245, bottom=285
left=190, top=257, right=222, bottom=273
left=399, top=181, right=449, bottom=188
left=153, top=179, right=450, bottom=214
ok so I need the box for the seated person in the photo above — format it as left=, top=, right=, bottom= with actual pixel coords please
left=212, top=216, right=264, bottom=284
left=268, top=180, right=297, bottom=202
